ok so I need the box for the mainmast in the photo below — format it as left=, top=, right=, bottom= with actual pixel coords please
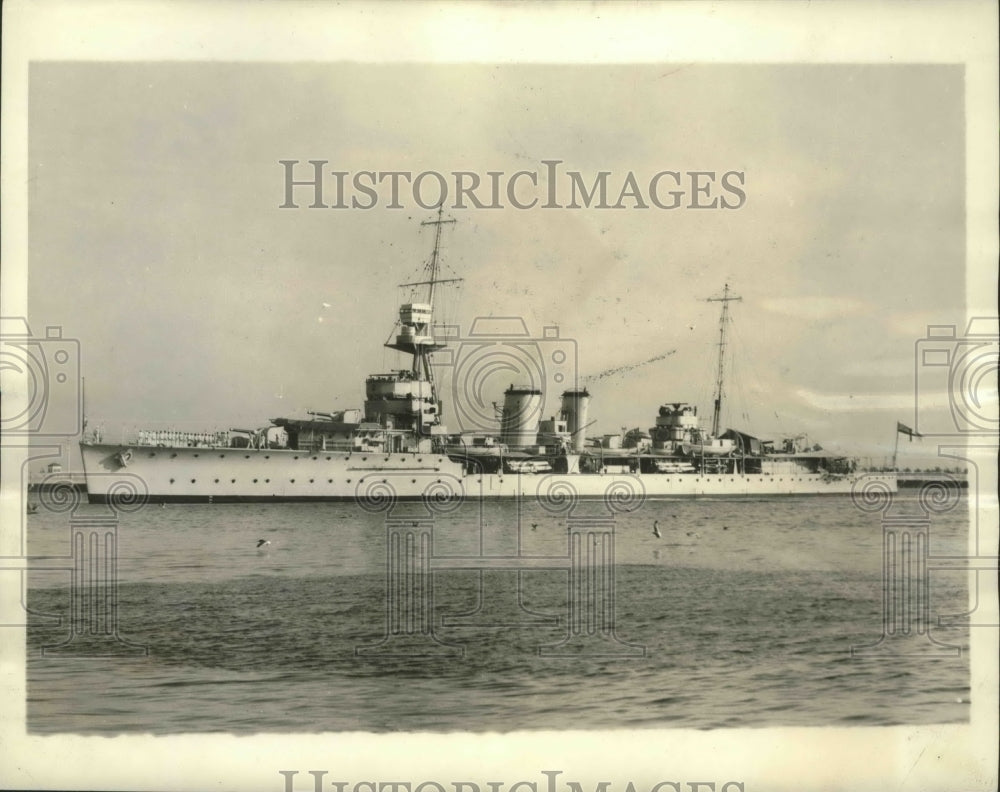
left=704, top=283, right=742, bottom=437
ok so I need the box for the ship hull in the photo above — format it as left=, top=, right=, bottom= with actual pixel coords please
left=80, top=443, right=896, bottom=503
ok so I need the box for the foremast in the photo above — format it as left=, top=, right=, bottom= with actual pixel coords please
left=365, top=207, right=462, bottom=446
left=388, top=207, right=458, bottom=384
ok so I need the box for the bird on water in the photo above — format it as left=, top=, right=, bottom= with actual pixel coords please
left=652, top=521, right=662, bottom=539
left=256, top=539, right=271, bottom=549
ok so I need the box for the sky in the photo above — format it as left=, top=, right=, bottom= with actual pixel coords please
left=26, top=62, right=971, bottom=469
left=3, top=6, right=998, bottom=791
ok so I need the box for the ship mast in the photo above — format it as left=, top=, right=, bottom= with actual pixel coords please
left=392, top=205, right=461, bottom=382
left=704, top=283, right=742, bottom=437
left=381, top=207, right=463, bottom=436
left=420, top=205, right=455, bottom=308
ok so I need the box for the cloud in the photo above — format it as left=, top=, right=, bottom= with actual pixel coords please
left=838, top=357, right=914, bottom=378
left=795, top=387, right=951, bottom=412
left=761, top=296, right=870, bottom=321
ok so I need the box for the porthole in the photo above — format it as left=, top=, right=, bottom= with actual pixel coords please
left=327, top=479, right=332, bottom=484
left=214, top=478, right=219, bottom=483
left=312, top=456, right=318, bottom=460
left=219, top=454, right=226, bottom=459
left=291, top=479, right=296, bottom=484
left=245, top=454, right=250, bottom=459
left=309, top=478, right=314, bottom=483
left=193, top=454, right=199, bottom=458
left=326, top=456, right=331, bottom=461
left=265, top=455, right=270, bottom=459
left=265, top=478, right=270, bottom=483
left=169, top=478, right=175, bottom=484
left=231, top=479, right=236, bottom=483
left=253, top=478, right=259, bottom=483
left=412, top=479, right=417, bottom=483
left=171, top=453, right=177, bottom=458
left=347, top=478, right=352, bottom=483
left=294, top=455, right=299, bottom=460
left=149, top=452, right=156, bottom=458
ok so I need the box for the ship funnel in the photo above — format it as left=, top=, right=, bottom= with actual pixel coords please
left=500, top=386, right=543, bottom=447
left=560, top=388, right=591, bottom=453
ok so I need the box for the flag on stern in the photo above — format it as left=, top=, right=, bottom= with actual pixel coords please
left=897, top=422, right=924, bottom=441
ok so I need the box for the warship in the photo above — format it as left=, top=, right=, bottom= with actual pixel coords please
left=80, top=213, right=896, bottom=503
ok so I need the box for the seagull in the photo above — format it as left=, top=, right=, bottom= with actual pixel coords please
left=531, top=523, right=538, bottom=531
left=256, top=539, right=271, bottom=549
left=685, top=531, right=700, bottom=538
left=723, top=525, right=729, bottom=531
left=652, top=521, right=662, bottom=539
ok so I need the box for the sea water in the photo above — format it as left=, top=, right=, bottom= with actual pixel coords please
left=25, top=492, right=970, bottom=733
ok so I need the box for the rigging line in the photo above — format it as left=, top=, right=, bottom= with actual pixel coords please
left=727, top=319, right=751, bottom=430
left=704, top=283, right=742, bottom=437
left=383, top=322, right=399, bottom=348
left=419, top=205, right=456, bottom=307
left=731, top=311, right=776, bottom=436
left=581, top=350, right=678, bottom=383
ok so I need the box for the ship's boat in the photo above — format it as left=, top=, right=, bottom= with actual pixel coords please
left=680, top=440, right=736, bottom=457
